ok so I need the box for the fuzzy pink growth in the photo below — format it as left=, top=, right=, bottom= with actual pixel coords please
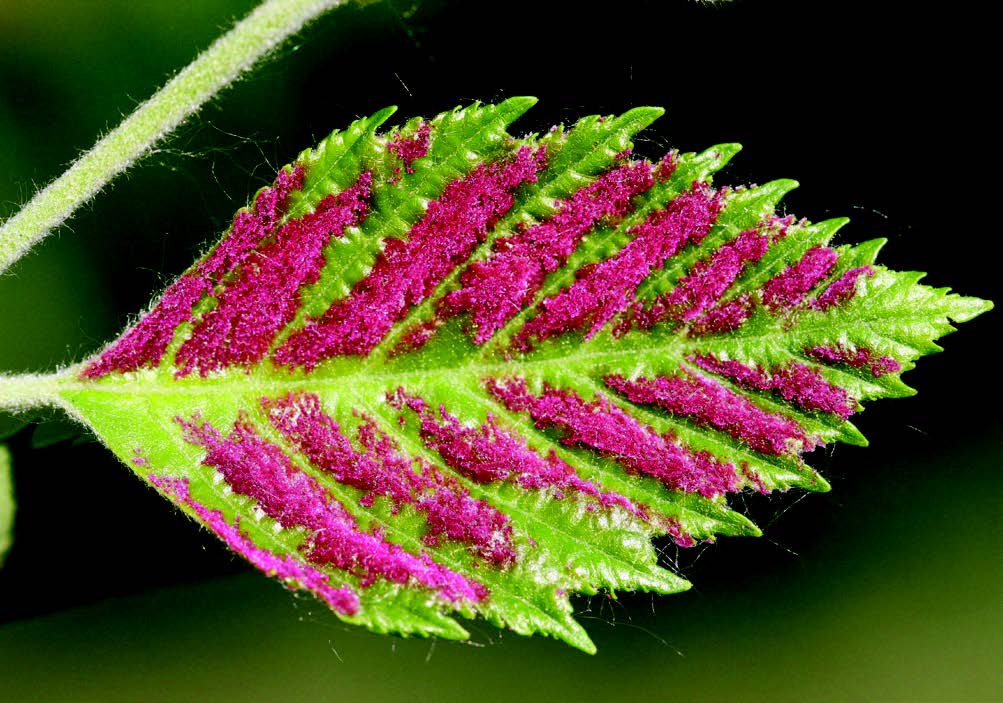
left=442, top=160, right=655, bottom=344
left=518, top=183, right=722, bottom=345
left=263, top=392, right=514, bottom=566
left=806, top=344, right=902, bottom=377
left=150, top=475, right=360, bottom=616
left=485, top=378, right=740, bottom=499
left=660, top=228, right=772, bottom=322
left=761, top=246, right=839, bottom=312
left=813, top=265, right=875, bottom=310
left=692, top=354, right=856, bottom=419
left=176, top=173, right=372, bottom=377
left=663, top=518, right=697, bottom=548
left=177, top=414, right=486, bottom=603
left=387, top=121, right=432, bottom=175
left=605, top=373, right=817, bottom=456
left=687, top=295, right=755, bottom=336
left=389, top=320, right=441, bottom=357
left=81, top=166, right=305, bottom=378
left=389, top=389, right=646, bottom=519
left=275, top=147, right=546, bottom=366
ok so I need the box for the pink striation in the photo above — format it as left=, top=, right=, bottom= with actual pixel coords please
left=387, top=121, right=432, bottom=175
left=150, top=474, right=360, bottom=616
left=687, top=295, right=755, bottom=337
left=176, top=173, right=373, bottom=377
left=388, top=389, right=647, bottom=519
left=813, top=265, right=875, bottom=311
left=517, top=183, right=723, bottom=346
left=605, top=373, right=817, bottom=456
left=389, top=319, right=441, bottom=357
left=81, top=165, right=305, bottom=378
left=177, top=413, right=487, bottom=603
left=691, top=354, right=856, bottom=419
left=262, top=392, right=514, bottom=566
left=761, top=245, right=839, bottom=312
left=659, top=227, right=772, bottom=322
left=275, top=147, right=546, bottom=366
left=806, top=344, right=901, bottom=377
left=485, top=377, right=740, bottom=499
left=441, top=160, right=656, bottom=344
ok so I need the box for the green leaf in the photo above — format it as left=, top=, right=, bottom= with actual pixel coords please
left=0, top=444, right=13, bottom=568
left=43, top=99, right=990, bottom=652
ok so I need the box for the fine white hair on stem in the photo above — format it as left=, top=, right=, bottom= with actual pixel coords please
left=0, top=0, right=351, bottom=275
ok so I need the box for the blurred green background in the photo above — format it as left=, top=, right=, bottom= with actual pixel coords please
left=0, top=1, right=999, bottom=700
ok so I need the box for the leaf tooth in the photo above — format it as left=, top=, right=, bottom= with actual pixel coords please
left=287, top=105, right=398, bottom=216
left=174, top=171, right=374, bottom=377
left=490, top=144, right=742, bottom=351
left=261, top=391, right=516, bottom=567
left=372, top=108, right=680, bottom=360
left=276, top=100, right=544, bottom=349
left=426, top=375, right=757, bottom=543
left=379, top=384, right=689, bottom=594
left=514, top=182, right=725, bottom=348
left=604, top=372, right=821, bottom=458
left=386, top=385, right=690, bottom=555
left=689, top=353, right=857, bottom=420
left=348, top=392, right=638, bottom=651
left=440, top=159, right=658, bottom=345
left=485, top=375, right=742, bottom=500
left=151, top=474, right=362, bottom=617
left=273, top=146, right=547, bottom=368
left=81, top=164, right=310, bottom=379
left=176, top=411, right=490, bottom=606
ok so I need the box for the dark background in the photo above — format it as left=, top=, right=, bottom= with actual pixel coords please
left=0, top=1, right=999, bottom=700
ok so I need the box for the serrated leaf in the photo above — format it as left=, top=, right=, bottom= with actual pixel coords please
left=48, top=99, right=990, bottom=653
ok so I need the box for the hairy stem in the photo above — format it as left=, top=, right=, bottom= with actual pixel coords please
left=0, top=0, right=352, bottom=275
left=0, top=373, right=69, bottom=413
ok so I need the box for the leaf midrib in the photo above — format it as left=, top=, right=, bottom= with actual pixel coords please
left=63, top=294, right=938, bottom=398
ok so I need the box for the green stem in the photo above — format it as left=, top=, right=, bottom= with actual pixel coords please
left=0, top=373, right=69, bottom=413
left=0, top=0, right=351, bottom=275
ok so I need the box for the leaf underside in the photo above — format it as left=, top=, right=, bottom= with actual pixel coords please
left=61, top=98, right=990, bottom=653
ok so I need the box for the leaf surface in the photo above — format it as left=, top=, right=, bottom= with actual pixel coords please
left=54, top=99, right=990, bottom=652
left=0, top=445, right=13, bottom=568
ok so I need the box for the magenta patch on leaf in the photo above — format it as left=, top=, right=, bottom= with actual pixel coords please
left=605, top=373, right=817, bottom=456
left=387, top=121, right=432, bottom=176
left=177, top=414, right=487, bottom=602
left=761, top=245, right=839, bottom=312
left=659, top=227, right=772, bottom=322
left=813, top=265, right=875, bottom=311
left=687, top=295, right=755, bottom=337
left=442, top=160, right=656, bottom=344
left=275, top=147, right=546, bottom=366
left=485, top=377, right=740, bottom=498
left=806, top=344, right=902, bottom=377
left=263, top=392, right=514, bottom=566
left=389, top=389, right=647, bottom=519
left=692, top=354, right=856, bottom=419
left=517, top=183, right=723, bottom=346
left=150, top=474, right=360, bottom=616
left=176, top=172, right=373, bottom=376
left=81, top=165, right=305, bottom=379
